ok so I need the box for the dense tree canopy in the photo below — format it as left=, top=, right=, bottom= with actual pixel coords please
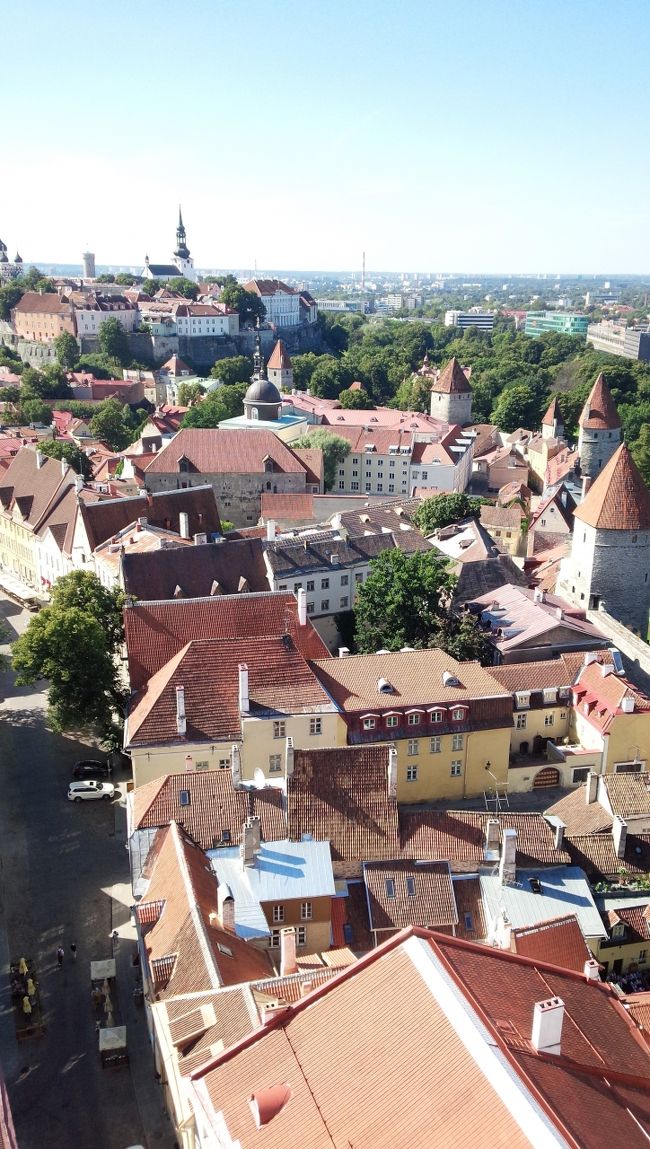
left=353, top=548, right=489, bottom=661
left=39, top=439, right=93, bottom=479
left=177, top=381, right=206, bottom=406
left=89, top=397, right=133, bottom=450
left=181, top=384, right=247, bottom=428
left=338, top=386, right=374, bottom=409
left=98, top=318, right=130, bottom=367
left=12, top=571, right=127, bottom=745
left=297, top=429, right=350, bottom=490
left=53, top=331, right=80, bottom=370
left=414, top=493, right=486, bottom=534
left=219, top=283, right=266, bottom=327
left=210, top=356, right=253, bottom=386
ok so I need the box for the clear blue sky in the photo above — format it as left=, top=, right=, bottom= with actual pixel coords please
left=4, top=0, right=649, bottom=273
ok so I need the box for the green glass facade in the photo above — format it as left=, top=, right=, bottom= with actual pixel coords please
left=524, top=312, right=589, bottom=338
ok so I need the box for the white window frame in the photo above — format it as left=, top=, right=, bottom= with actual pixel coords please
left=430, top=736, right=441, bottom=753
left=406, top=764, right=418, bottom=782
left=273, top=720, right=286, bottom=739
left=272, top=904, right=284, bottom=924
left=300, top=901, right=313, bottom=921
left=309, top=718, right=322, bottom=736
left=450, top=760, right=462, bottom=777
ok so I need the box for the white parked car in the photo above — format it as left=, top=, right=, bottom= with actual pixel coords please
left=68, top=780, right=115, bottom=803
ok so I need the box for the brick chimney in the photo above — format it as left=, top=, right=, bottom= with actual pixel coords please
left=175, top=685, right=186, bottom=735
left=216, top=882, right=235, bottom=933
left=531, top=998, right=564, bottom=1055
left=612, top=815, right=627, bottom=860
left=584, top=959, right=600, bottom=982
left=499, top=827, right=517, bottom=885
left=239, top=664, right=250, bottom=715
left=280, top=927, right=298, bottom=976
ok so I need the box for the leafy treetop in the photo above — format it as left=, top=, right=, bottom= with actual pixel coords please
left=414, top=492, right=486, bottom=534
left=297, top=429, right=350, bottom=490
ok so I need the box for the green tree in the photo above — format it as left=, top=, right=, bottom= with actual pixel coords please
left=12, top=571, right=126, bottom=744
left=89, top=397, right=132, bottom=450
left=210, top=356, right=253, bottom=386
left=219, top=284, right=266, bottom=327
left=338, top=386, right=374, bottom=409
left=53, top=331, right=80, bottom=370
left=165, top=277, right=199, bottom=300
left=309, top=355, right=351, bottom=399
left=0, top=281, right=24, bottom=321
left=291, top=353, right=320, bottom=390
left=631, top=423, right=650, bottom=487
left=39, top=439, right=93, bottom=479
left=98, top=318, right=130, bottom=367
left=181, top=384, right=247, bottom=429
left=353, top=549, right=457, bottom=652
left=177, top=381, right=206, bottom=406
left=298, top=429, right=350, bottom=490
left=414, top=493, right=486, bottom=534
left=490, top=383, right=548, bottom=433
left=21, top=398, right=53, bottom=425
left=19, top=268, right=55, bottom=293
left=76, top=352, right=123, bottom=379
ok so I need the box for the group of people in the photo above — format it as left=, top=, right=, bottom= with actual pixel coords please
left=10, top=957, right=38, bottom=1019
left=56, top=942, right=77, bottom=967
left=606, top=967, right=650, bottom=994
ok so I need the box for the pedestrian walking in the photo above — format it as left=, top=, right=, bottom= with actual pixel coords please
left=56, top=946, right=64, bottom=968
left=70, top=942, right=77, bottom=961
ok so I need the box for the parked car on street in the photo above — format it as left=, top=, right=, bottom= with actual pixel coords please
left=68, top=781, right=115, bottom=802
left=72, top=759, right=112, bottom=780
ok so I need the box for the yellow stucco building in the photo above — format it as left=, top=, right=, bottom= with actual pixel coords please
left=311, top=649, right=513, bottom=803
left=0, top=447, right=75, bottom=591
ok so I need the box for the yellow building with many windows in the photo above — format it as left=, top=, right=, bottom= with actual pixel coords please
left=0, top=447, right=75, bottom=590
left=311, top=649, right=513, bottom=802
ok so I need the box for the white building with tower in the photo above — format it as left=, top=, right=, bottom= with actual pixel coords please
left=142, top=208, right=197, bottom=283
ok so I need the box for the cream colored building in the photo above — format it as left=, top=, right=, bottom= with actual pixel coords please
left=0, top=447, right=76, bottom=591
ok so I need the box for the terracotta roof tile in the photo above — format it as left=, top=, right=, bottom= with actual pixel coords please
left=124, top=593, right=329, bottom=691
left=122, top=538, right=269, bottom=601
left=564, top=833, right=650, bottom=880
left=287, top=746, right=400, bottom=870
left=510, top=915, right=593, bottom=972
left=143, top=428, right=308, bottom=476
left=132, top=770, right=286, bottom=850
left=127, top=635, right=335, bottom=748
left=579, top=373, right=621, bottom=430
left=138, top=823, right=273, bottom=996
left=0, top=448, right=74, bottom=532
left=601, top=773, right=650, bottom=816
left=574, top=444, right=650, bottom=530
left=363, top=860, right=457, bottom=931
left=80, top=485, right=221, bottom=550
left=267, top=340, right=292, bottom=369
left=162, top=987, right=257, bottom=1076
left=13, top=291, right=74, bottom=316
left=400, top=811, right=570, bottom=870
left=490, top=653, right=580, bottom=693
left=604, top=905, right=650, bottom=943
left=431, top=356, right=472, bottom=395
left=545, top=785, right=615, bottom=835
left=542, top=396, right=563, bottom=426
left=260, top=493, right=315, bottom=522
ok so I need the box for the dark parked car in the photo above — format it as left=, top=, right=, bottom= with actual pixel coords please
left=72, top=759, right=112, bottom=780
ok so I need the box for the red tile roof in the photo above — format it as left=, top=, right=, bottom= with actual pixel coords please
left=190, top=928, right=650, bottom=1149
left=431, top=357, right=472, bottom=395
left=574, top=444, right=650, bottom=531
left=124, top=593, right=329, bottom=691
left=573, top=659, right=650, bottom=733
left=400, top=811, right=570, bottom=870
left=137, top=822, right=273, bottom=996
left=79, top=485, right=221, bottom=550
left=267, top=340, right=292, bottom=370
left=132, top=770, right=286, bottom=850
left=363, top=860, right=457, bottom=932
left=13, top=291, right=73, bottom=316
left=563, top=833, right=650, bottom=881
left=542, top=396, right=563, bottom=426
left=0, top=448, right=74, bottom=532
left=604, top=904, right=650, bottom=943
left=126, top=634, right=335, bottom=748
left=545, top=784, right=615, bottom=836
left=243, top=278, right=296, bottom=296
left=287, top=746, right=400, bottom=871
left=510, top=915, right=593, bottom=972
left=121, top=537, right=269, bottom=601
left=260, top=493, right=315, bottom=522
left=579, top=373, right=621, bottom=430
left=143, top=429, right=308, bottom=476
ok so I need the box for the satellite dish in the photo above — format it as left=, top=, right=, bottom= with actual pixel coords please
left=254, top=768, right=266, bottom=790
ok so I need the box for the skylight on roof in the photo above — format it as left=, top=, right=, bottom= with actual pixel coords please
left=179, top=790, right=190, bottom=806
left=386, top=878, right=396, bottom=898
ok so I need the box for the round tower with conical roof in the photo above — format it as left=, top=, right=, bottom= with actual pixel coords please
left=557, top=443, right=650, bottom=634
left=577, top=373, right=621, bottom=493
left=429, top=357, right=472, bottom=425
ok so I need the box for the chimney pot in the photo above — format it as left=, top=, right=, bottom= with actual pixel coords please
left=531, top=997, right=565, bottom=1055
left=230, top=744, right=242, bottom=788
left=584, top=959, right=600, bottom=982
left=554, top=821, right=565, bottom=850
left=175, top=685, right=186, bottom=735
left=338, top=647, right=350, bottom=658
left=266, top=519, right=277, bottom=542
left=297, top=587, right=307, bottom=626
left=612, top=814, right=627, bottom=860
left=241, top=816, right=261, bottom=867
left=178, top=511, right=190, bottom=539
left=285, top=736, right=294, bottom=777
left=585, top=771, right=599, bottom=805
left=217, top=882, right=235, bottom=932
left=387, top=745, right=397, bottom=798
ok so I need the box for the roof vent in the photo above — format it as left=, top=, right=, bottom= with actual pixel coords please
left=376, top=649, right=391, bottom=655
left=377, top=678, right=393, bottom=694
left=249, top=1083, right=292, bottom=1129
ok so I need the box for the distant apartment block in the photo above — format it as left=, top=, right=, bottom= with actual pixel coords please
left=587, top=320, right=650, bottom=363
left=315, top=299, right=366, bottom=313
left=444, top=309, right=495, bottom=331
left=524, top=312, right=588, bottom=338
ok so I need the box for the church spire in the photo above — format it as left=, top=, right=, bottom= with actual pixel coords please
left=175, top=206, right=190, bottom=259
left=253, top=320, right=267, bottom=379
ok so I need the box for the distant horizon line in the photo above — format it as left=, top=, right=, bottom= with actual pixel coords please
left=16, top=262, right=650, bottom=281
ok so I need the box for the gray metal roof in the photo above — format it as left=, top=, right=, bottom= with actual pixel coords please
left=480, top=866, right=607, bottom=940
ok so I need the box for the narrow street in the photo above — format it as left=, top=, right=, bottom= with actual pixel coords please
left=0, top=595, right=171, bottom=1148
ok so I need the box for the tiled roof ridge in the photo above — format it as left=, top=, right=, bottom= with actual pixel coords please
left=511, top=914, right=585, bottom=936
left=432, top=356, right=472, bottom=395
left=169, top=821, right=223, bottom=989
left=515, top=1045, right=650, bottom=1090
left=579, top=373, right=621, bottom=430
left=574, top=442, right=650, bottom=531
left=542, top=396, right=562, bottom=425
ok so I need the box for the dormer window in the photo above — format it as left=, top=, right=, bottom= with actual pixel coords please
left=429, top=709, right=444, bottom=723
left=451, top=707, right=466, bottom=721
left=543, top=688, right=557, bottom=704
left=385, top=714, right=400, bottom=728
left=612, top=921, right=625, bottom=939
left=362, top=716, right=377, bottom=730
left=178, top=456, right=190, bottom=473
left=515, top=691, right=531, bottom=710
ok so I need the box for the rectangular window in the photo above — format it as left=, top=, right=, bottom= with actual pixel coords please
left=309, top=718, right=322, bottom=735
left=450, top=761, right=462, bottom=777
left=430, top=710, right=444, bottom=723
left=293, top=583, right=302, bottom=593
left=351, top=482, right=359, bottom=491
left=377, top=483, right=383, bottom=492
left=408, top=738, right=419, bottom=756
left=321, top=578, right=329, bottom=590
left=269, top=754, right=282, bottom=773
left=179, top=790, right=190, bottom=806
left=273, top=721, right=286, bottom=738
left=572, top=767, right=590, bottom=784
left=430, top=737, right=441, bottom=753
left=408, top=713, right=421, bottom=726
left=355, top=572, right=363, bottom=583
left=218, top=758, right=230, bottom=770
left=365, top=482, right=372, bottom=492
left=544, top=713, right=554, bottom=727
left=452, top=733, right=463, bottom=751
left=306, top=581, right=315, bottom=592
left=385, top=878, right=396, bottom=898
left=406, top=877, right=416, bottom=897
left=300, top=902, right=313, bottom=921
left=389, top=484, right=395, bottom=493
left=270, top=929, right=281, bottom=948
left=640, top=949, right=647, bottom=961
left=516, top=714, right=527, bottom=729
left=386, top=715, right=399, bottom=727
left=339, top=596, right=348, bottom=608
left=195, top=760, right=209, bottom=772
left=307, top=602, right=314, bottom=614
left=464, top=912, right=474, bottom=932
left=338, top=481, right=345, bottom=489
left=363, top=717, right=376, bottom=730
left=321, top=599, right=329, bottom=611
left=451, top=708, right=465, bottom=721
left=297, top=926, right=307, bottom=946
left=340, top=574, right=349, bottom=586
left=273, top=904, right=284, bottom=923
left=352, top=470, right=358, bottom=478
left=406, top=764, right=418, bottom=781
